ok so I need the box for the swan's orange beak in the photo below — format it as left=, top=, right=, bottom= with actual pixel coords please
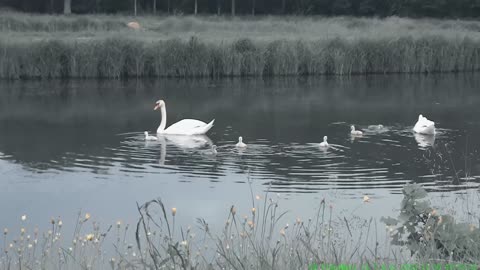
left=154, top=104, right=160, bottom=110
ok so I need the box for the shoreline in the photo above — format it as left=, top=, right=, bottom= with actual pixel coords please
left=1, top=13, right=480, bottom=79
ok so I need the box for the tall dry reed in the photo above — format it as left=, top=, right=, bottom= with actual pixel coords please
left=0, top=35, right=479, bottom=79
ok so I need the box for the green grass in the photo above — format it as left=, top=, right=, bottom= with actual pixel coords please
left=1, top=12, right=480, bottom=78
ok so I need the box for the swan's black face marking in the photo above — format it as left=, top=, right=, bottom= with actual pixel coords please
left=154, top=100, right=164, bottom=110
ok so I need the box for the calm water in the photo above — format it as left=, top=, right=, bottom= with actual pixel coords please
left=0, top=75, right=479, bottom=232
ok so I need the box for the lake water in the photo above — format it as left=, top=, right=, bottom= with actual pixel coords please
left=0, top=75, right=479, bottom=235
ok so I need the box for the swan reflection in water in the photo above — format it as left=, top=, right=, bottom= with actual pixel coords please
left=414, top=133, right=435, bottom=148
left=152, top=134, right=214, bottom=165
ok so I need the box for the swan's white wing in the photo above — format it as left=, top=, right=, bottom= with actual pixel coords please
left=414, top=118, right=434, bottom=131
left=413, top=121, right=435, bottom=135
left=418, top=116, right=435, bottom=126
left=163, top=119, right=215, bottom=135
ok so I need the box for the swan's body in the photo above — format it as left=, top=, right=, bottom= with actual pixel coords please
left=350, top=125, right=363, bottom=136
left=154, top=100, right=214, bottom=135
left=413, top=114, right=435, bottom=135
left=144, top=131, right=158, bottom=141
left=236, top=137, right=247, bottom=148
left=368, top=124, right=384, bottom=130
left=367, top=124, right=388, bottom=133
left=319, top=136, right=329, bottom=148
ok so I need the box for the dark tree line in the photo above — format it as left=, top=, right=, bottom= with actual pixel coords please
left=1, top=0, right=480, bottom=18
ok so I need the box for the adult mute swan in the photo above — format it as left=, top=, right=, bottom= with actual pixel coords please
left=144, top=131, right=158, bottom=141
left=236, top=136, right=247, bottom=148
left=319, top=136, right=329, bottom=148
left=154, top=100, right=214, bottom=135
left=350, top=125, right=363, bottom=136
left=413, top=114, right=435, bottom=135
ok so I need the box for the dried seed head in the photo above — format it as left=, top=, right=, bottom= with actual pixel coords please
left=171, top=208, right=177, bottom=216
left=85, top=234, right=94, bottom=241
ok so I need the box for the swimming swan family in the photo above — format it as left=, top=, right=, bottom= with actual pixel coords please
left=147, top=100, right=436, bottom=152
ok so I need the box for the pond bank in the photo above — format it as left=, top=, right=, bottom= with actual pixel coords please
left=1, top=13, right=480, bottom=79
left=1, top=185, right=479, bottom=269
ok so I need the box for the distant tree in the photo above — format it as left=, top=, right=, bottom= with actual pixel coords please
left=357, top=0, right=376, bottom=15
left=295, top=0, right=315, bottom=14
left=0, top=0, right=479, bottom=18
left=331, top=0, right=352, bottom=14
left=63, top=0, right=71, bottom=14
left=472, top=0, right=480, bottom=17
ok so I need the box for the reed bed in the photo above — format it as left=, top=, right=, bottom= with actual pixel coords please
left=1, top=13, right=480, bottom=79
left=0, top=35, right=479, bottom=79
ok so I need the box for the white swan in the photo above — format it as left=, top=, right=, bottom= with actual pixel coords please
left=350, top=125, right=363, bottom=136
left=413, top=114, right=435, bottom=135
left=144, top=131, right=158, bottom=141
left=154, top=100, right=214, bottom=135
left=236, top=136, right=247, bottom=148
left=319, top=136, right=329, bottom=148
left=368, top=124, right=384, bottom=130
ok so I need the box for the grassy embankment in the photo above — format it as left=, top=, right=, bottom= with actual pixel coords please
left=1, top=185, right=480, bottom=269
left=0, top=13, right=480, bottom=79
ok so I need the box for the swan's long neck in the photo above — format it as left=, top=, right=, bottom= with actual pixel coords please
left=157, top=105, right=167, bottom=133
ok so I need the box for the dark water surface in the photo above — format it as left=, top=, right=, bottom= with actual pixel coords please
left=0, top=75, right=479, bottom=231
